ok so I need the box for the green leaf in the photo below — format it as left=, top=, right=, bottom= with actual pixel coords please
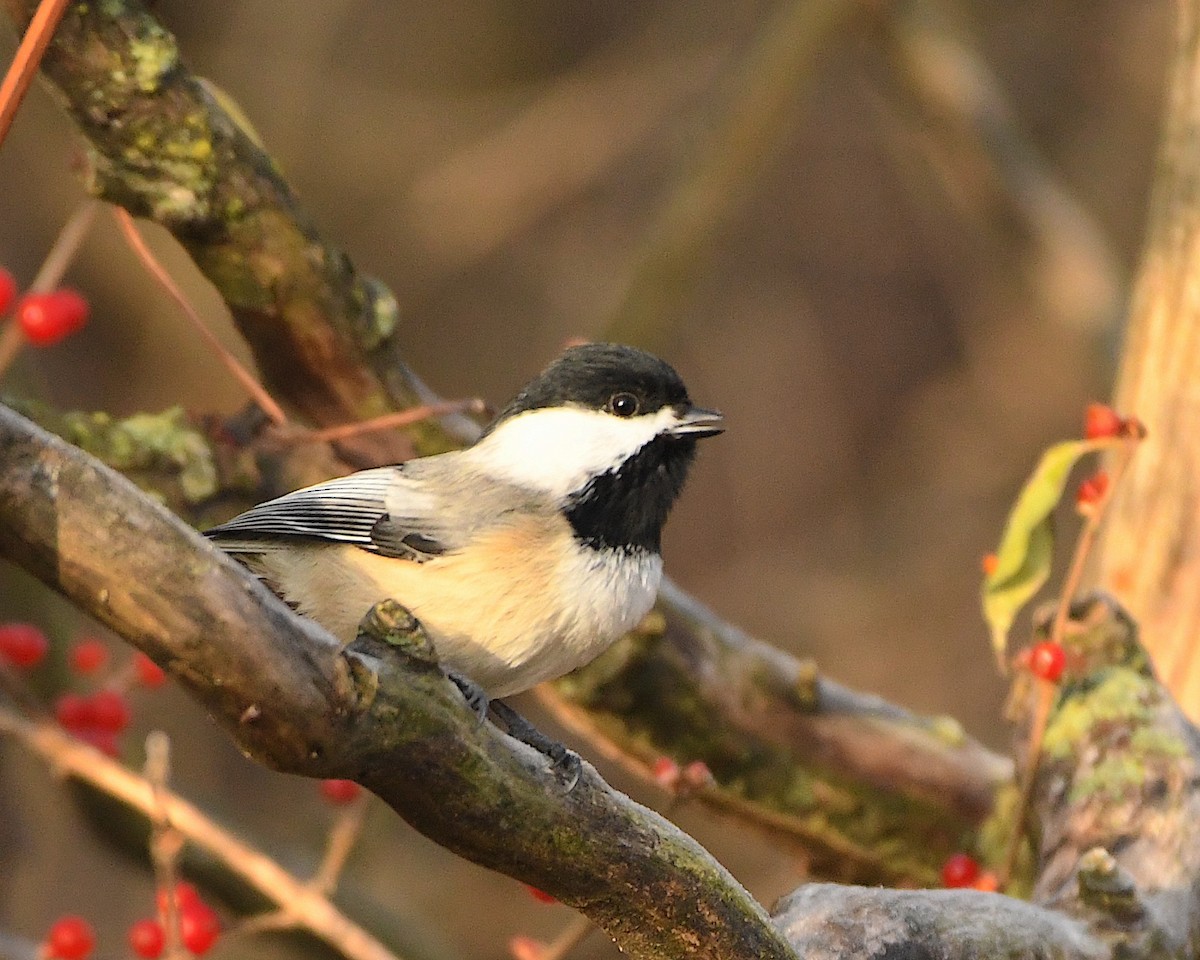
left=982, top=439, right=1107, bottom=663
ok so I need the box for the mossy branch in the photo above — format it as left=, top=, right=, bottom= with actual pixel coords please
left=1, top=0, right=474, bottom=467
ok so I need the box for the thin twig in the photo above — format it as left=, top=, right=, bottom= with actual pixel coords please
left=0, top=707, right=405, bottom=960
left=0, top=199, right=99, bottom=378
left=998, top=677, right=1054, bottom=888
left=145, top=731, right=184, bottom=957
left=541, top=916, right=595, bottom=960
left=112, top=207, right=289, bottom=427
left=1049, top=440, right=1138, bottom=648
left=0, top=0, right=72, bottom=149
left=269, top=399, right=487, bottom=446
left=311, top=793, right=370, bottom=896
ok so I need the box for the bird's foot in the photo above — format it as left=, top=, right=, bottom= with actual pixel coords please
left=447, top=671, right=490, bottom=724
left=489, top=699, right=582, bottom=790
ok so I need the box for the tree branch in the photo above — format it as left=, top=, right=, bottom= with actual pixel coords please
left=0, top=402, right=797, bottom=960
left=542, top=580, right=1011, bottom=886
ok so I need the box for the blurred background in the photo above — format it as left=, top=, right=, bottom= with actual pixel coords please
left=0, top=0, right=1168, bottom=956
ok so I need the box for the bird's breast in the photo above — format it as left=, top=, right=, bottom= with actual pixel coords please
left=253, top=514, right=662, bottom=697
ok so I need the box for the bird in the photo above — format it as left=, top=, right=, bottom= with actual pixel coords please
left=205, top=342, right=722, bottom=710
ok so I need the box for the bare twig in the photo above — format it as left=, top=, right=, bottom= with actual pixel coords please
left=0, top=0, right=69, bottom=148
left=541, top=917, right=594, bottom=960
left=270, top=399, right=487, bottom=447
left=311, top=792, right=370, bottom=897
left=144, top=731, right=184, bottom=957
left=113, top=208, right=288, bottom=427
left=0, top=709, right=404, bottom=960
left=998, top=677, right=1053, bottom=888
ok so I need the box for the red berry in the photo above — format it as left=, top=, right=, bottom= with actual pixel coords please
left=525, top=885, right=557, bottom=904
left=156, top=881, right=202, bottom=916
left=0, top=623, right=48, bottom=668
left=16, top=289, right=89, bottom=346
left=940, top=852, right=980, bottom=888
left=69, top=638, right=108, bottom=675
left=1084, top=403, right=1124, bottom=440
left=981, top=553, right=999, bottom=577
left=179, top=903, right=220, bottom=955
left=0, top=267, right=16, bottom=314
left=1029, top=641, right=1067, bottom=683
left=128, top=919, right=165, bottom=959
left=651, top=756, right=680, bottom=789
left=134, top=652, right=167, bottom=688
left=89, top=689, right=131, bottom=733
left=45, top=915, right=95, bottom=960
left=55, top=692, right=96, bottom=731
left=1076, top=471, right=1110, bottom=510
left=319, top=779, right=361, bottom=805
left=682, top=760, right=714, bottom=789
left=972, top=870, right=1000, bottom=892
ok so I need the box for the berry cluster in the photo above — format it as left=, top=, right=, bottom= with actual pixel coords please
left=55, top=689, right=131, bottom=756
left=149, top=882, right=222, bottom=957
left=0, top=266, right=91, bottom=347
left=1083, top=403, right=1143, bottom=441
left=41, top=886, right=222, bottom=960
left=650, top=756, right=713, bottom=792
left=0, top=622, right=169, bottom=757
left=939, top=853, right=998, bottom=891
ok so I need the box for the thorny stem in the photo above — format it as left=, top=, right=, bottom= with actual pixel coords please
left=0, top=707, right=405, bottom=960
left=113, top=207, right=289, bottom=427
left=0, top=0, right=70, bottom=148
left=0, top=199, right=99, bottom=377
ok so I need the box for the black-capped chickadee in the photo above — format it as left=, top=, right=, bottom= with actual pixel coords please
left=206, top=343, right=723, bottom=701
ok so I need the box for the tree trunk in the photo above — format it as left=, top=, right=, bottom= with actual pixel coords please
left=1096, top=0, right=1200, bottom=715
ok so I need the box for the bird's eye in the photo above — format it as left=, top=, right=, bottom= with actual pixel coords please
left=608, top=392, right=640, bottom=418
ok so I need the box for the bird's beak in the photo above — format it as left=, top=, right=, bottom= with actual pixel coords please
left=670, top=406, right=724, bottom=438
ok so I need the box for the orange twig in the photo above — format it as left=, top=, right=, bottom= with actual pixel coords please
left=0, top=0, right=72, bottom=150
left=113, top=207, right=289, bottom=427
left=271, top=399, right=487, bottom=446
left=0, top=199, right=99, bottom=378
left=0, top=708, right=404, bottom=960
left=310, top=791, right=370, bottom=896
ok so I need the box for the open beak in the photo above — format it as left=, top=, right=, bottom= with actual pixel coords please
left=670, top=406, right=724, bottom=438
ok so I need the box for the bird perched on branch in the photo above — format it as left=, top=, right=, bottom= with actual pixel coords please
left=206, top=342, right=722, bottom=709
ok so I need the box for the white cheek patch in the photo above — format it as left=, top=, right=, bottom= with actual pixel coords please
left=471, top=406, right=679, bottom=499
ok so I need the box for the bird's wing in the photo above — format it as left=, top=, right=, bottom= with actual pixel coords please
left=205, top=464, right=460, bottom=561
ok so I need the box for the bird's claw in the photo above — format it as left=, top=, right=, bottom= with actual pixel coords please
left=447, top=671, right=490, bottom=725
left=489, top=699, right=582, bottom=790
